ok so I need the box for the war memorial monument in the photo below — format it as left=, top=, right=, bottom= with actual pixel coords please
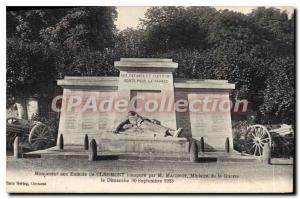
left=56, top=58, right=236, bottom=156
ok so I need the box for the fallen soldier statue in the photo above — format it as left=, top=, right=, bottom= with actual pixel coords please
left=113, top=111, right=183, bottom=138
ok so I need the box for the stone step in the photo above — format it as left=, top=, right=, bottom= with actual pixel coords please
left=23, top=146, right=259, bottom=162
left=26, top=153, right=257, bottom=163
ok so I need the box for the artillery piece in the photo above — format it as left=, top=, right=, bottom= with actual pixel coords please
left=6, top=117, right=56, bottom=151
left=243, top=124, right=294, bottom=157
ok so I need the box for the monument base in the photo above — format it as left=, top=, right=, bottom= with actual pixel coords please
left=24, top=145, right=259, bottom=163
left=97, top=134, right=189, bottom=153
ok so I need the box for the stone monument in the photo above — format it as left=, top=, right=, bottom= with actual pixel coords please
left=57, top=58, right=235, bottom=153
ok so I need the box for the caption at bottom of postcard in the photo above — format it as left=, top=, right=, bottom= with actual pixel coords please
left=7, top=171, right=239, bottom=187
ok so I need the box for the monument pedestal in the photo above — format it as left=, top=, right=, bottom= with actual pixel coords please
left=113, top=58, right=178, bottom=130
left=97, top=134, right=189, bottom=153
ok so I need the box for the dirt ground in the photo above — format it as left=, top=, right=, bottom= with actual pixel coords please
left=6, top=155, right=294, bottom=193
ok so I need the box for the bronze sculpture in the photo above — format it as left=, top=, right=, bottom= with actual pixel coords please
left=113, top=111, right=183, bottom=138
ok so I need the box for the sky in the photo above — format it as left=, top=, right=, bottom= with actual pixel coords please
left=115, top=6, right=294, bottom=30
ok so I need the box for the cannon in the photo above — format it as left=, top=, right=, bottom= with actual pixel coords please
left=6, top=117, right=56, bottom=151
left=243, top=124, right=294, bottom=157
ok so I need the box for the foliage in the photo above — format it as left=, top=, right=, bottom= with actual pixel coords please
left=140, top=7, right=217, bottom=52
left=118, top=6, right=295, bottom=125
left=40, top=7, right=117, bottom=51
left=232, top=120, right=249, bottom=152
left=6, top=7, right=117, bottom=107
left=6, top=37, right=57, bottom=107
left=56, top=49, right=119, bottom=78
left=259, top=57, right=295, bottom=124
left=114, top=28, right=147, bottom=57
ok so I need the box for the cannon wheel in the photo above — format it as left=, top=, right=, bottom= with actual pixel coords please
left=29, top=123, right=55, bottom=150
left=245, top=125, right=272, bottom=156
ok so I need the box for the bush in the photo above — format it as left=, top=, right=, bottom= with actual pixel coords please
left=232, top=120, right=249, bottom=152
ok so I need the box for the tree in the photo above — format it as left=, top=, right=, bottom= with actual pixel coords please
left=140, top=6, right=217, bottom=52
left=6, top=7, right=118, bottom=118
left=7, top=6, right=295, bottom=125
left=122, top=6, right=295, bottom=125
left=41, top=7, right=116, bottom=51
left=259, top=57, right=295, bottom=124
left=114, top=28, right=146, bottom=57
left=249, top=7, right=294, bottom=57
left=40, top=7, right=117, bottom=78
left=6, top=37, right=57, bottom=118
